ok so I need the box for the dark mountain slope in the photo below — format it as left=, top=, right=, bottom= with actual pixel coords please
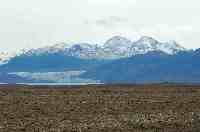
left=0, top=53, right=109, bottom=72
left=82, top=50, right=200, bottom=84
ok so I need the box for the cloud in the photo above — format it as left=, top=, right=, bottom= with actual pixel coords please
left=87, top=0, right=137, bottom=6
left=138, top=24, right=197, bottom=37
left=135, top=24, right=200, bottom=49
left=0, top=0, right=200, bottom=52
left=94, top=16, right=127, bottom=28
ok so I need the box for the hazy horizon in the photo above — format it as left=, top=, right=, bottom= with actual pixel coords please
left=1, top=0, right=200, bottom=52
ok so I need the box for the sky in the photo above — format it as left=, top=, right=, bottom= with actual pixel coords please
left=0, top=0, right=200, bottom=53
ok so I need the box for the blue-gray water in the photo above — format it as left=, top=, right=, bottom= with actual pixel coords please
left=15, top=83, right=104, bottom=86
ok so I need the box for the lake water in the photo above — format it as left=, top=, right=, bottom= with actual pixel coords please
left=15, top=83, right=104, bottom=86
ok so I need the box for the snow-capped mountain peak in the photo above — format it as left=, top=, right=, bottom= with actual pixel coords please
left=23, top=42, right=72, bottom=56
left=71, top=43, right=96, bottom=50
left=104, top=36, right=132, bottom=48
left=1, top=35, right=188, bottom=63
left=161, top=40, right=186, bottom=54
left=101, top=36, right=133, bottom=58
left=64, top=43, right=101, bottom=59
left=0, top=52, right=16, bottom=65
left=138, top=36, right=159, bottom=44
left=131, top=36, right=186, bottom=55
left=167, top=40, right=185, bottom=50
left=53, top=42, right=72, bottom=50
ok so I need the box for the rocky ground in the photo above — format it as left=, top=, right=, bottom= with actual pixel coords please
left=0, top=84, right=200, bottom=132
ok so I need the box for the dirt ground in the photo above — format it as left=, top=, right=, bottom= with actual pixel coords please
left=0, top=84, right=200, bottom=132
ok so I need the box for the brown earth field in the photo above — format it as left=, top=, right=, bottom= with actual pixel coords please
left=0, top=84, right=200, bottom=132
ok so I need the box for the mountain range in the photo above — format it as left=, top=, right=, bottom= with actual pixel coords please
left=0, top=36, right=186, bottom=62
left=0, top=36, right=199, bottom=84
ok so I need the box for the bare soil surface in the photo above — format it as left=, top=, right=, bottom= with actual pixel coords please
left=0, top=84, right=200, bottom=132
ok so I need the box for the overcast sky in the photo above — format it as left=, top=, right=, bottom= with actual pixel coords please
left=0, top=0, right=200, bottom=52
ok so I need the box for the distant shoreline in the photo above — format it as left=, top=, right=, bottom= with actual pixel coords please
left=1, top=83, right=200, bottom=88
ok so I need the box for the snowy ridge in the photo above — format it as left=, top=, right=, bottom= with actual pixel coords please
left=130, top=36, right=186, bottom=55
left=23, top=42, right=72, bottom=56
left=101, top=36, right=133, bottom=59
left=0, top=52, right=16, bottom=65
left=65, top=43, right=101, bottom=59
left=1, top=36, right=188, bottom=63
